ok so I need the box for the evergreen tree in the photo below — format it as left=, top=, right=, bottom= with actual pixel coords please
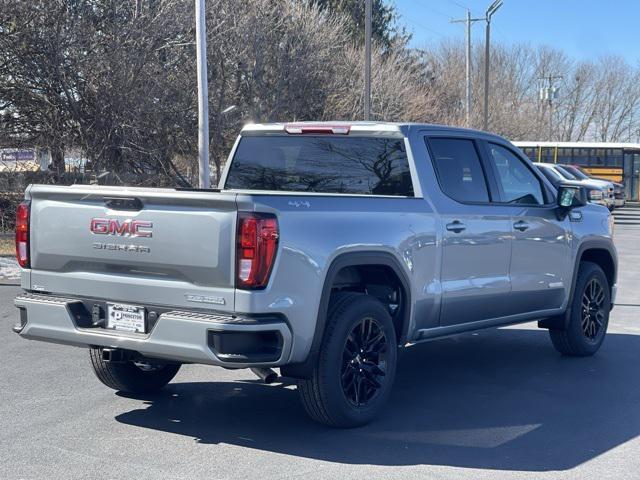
left=310, top=0, right=409, bottom=49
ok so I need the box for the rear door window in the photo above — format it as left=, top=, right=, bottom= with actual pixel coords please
left=426, top=137, right=490, bottom=203
left=225, top=135, right=414, bottom=196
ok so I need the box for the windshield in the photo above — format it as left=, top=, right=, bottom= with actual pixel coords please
left=563, top=165, right=590, bottom=180
left=554, top=165, right=578, bottom=180
left=537, top=166, right=562, bottom=185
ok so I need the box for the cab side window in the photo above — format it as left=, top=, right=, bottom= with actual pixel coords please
left=427, top=138, right=490, bottom=203
left=487, top=143, right=545, bottom=205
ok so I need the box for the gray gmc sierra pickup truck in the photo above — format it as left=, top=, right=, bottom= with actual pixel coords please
left=13, top=122, right=617, bottom=427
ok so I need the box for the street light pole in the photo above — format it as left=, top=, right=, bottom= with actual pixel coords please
left=364, top=0, right=372, bottom=121
left=195, top=0, right=210, bottom=188
left=483, top=0, right=503, bottom=132
left=483, top=17, right=490, bottom=131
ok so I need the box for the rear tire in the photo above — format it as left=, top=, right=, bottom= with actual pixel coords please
left=297, top=292, right=398, bottom=428
left=549, top=261, right=610, bottom=356
left=89, top=348, right=181, bottom=394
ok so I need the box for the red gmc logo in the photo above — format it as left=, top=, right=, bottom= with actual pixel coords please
left=90, top=218, right=153, bottom=238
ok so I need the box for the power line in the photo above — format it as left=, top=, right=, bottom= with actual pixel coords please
left=447, top=0, right=472, bottom=12
left=491, top=23, right=508, bottom=41
left=403, top=17, right=447, bottom=38
left=413, top=0, right=455, bottom=20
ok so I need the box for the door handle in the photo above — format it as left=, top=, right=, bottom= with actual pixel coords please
left=513, top=220, right=530, bottom=232
left=446, top=220, right=466, bottom=233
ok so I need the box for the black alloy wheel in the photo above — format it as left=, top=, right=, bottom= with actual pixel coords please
left=341, top=316, right=389, bottom=407
left=548, top=261, right=610, bottom=356
left=297, top=292, right=398, bottom=427
left=581, top=278, right=606, bottom=340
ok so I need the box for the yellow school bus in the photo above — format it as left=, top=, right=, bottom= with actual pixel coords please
left=513, top=141, right=640, bottom=200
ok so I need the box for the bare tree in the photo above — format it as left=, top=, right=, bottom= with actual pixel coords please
left=3, top=0, right=640, bottom=195
left=419, top=40, right=640, bottom=143
left=589, top=56, right=640, bottom=141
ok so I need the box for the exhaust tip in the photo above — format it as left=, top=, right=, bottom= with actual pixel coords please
left=250, top=367, right=278, bottom=384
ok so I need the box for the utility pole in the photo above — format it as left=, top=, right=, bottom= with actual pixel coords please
left=483, top=0, right=503, bottom=132
left=364, top=0, right=372, bottom=121
left=465, top=10, right=472, bottom=127
left=195, top=0, right=210, bottom=188
left=451, top=10, right=484, bottom=127
left=539, top=75, right=562, bottom=141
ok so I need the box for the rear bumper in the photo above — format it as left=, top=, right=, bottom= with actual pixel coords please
left=13, top=293, right=293, bottom=368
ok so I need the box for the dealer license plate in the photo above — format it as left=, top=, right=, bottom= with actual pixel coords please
left=106, top=303, right=146, bottom=333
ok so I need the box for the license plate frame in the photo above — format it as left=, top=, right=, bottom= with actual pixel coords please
left=106, top=302, right=146, bottom=334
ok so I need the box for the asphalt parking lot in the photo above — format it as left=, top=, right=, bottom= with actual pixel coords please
left=1, top=207, right=640, bottom=480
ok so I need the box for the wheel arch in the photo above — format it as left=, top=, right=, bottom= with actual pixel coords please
left=281, top=251, right=411, bottom=379
left=540, top=239, right=617, bottom=331
left=579, top=248, right=616, bottom=296
left=570, top=240, right=616, bottom=301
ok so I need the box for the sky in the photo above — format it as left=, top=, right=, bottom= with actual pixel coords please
left=394, top=0, right=640, bottom=64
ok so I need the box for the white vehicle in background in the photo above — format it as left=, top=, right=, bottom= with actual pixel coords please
left=561, top=165, right=626, bottom=208
left=553, top=164, right=616, bottom=210
left=535, top=163, right=611, bottom=208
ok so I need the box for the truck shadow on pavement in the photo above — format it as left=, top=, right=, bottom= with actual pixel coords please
left=115, top=326, right=640, bottom=472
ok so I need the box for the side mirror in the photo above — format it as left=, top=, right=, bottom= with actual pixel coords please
left=557, top=184, right=587, bottom=209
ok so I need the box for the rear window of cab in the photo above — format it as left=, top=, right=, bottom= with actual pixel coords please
left=225, top=135, right=414, bottom=196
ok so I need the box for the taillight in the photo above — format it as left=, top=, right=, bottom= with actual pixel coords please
left=236, top=213, right=279, bottom=289
left=15, top=201, right=30, bottom=268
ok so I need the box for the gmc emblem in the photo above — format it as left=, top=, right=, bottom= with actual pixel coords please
left=90, top=218, right=153, bottom=238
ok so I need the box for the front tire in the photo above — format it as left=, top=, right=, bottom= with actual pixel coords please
left=297, top=292, right=398, bottom=428
left=89, top=348, right=181, bottom=394
left=549, top=261, right=610, bottom=356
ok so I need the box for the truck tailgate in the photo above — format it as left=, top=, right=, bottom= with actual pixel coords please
left=26, top=185, right=238, bottom=312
